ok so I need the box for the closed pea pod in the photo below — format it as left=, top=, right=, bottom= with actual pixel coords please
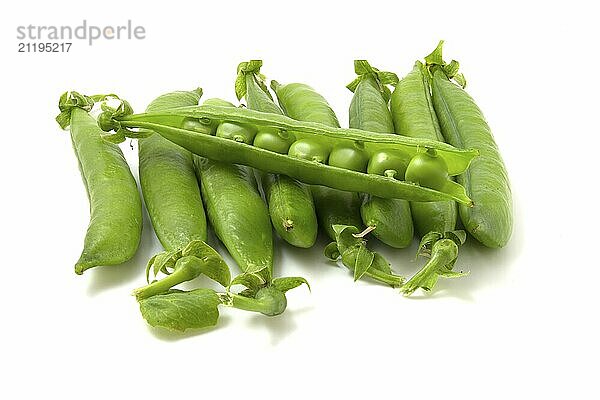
left=236, top=61, right=318, bottom=248
left=139, top=88, right=207, bottom=250
left=195, top=98, right=273, bottom=281
left=55, top=92, right=142, bottom=275
left=133, top=89, right=231, bottom=300
left=427, top=41, right=513, bottom=248
left=347, top=60, right=414, bottom=248
left=391, top=60, right=458, bottom=236
left=390, top=59, right=463, bottom=295
left=195, top=156, right=273, bottom=280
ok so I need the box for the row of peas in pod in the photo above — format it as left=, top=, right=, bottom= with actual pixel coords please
left=55, top=41, right=512, bottom=332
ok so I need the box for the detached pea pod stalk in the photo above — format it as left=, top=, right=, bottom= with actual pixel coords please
left=235, top=60, right=318, bottom=248
left=425, top=40, right=513, bottom=248
left=96, top=100, right=478, bottom=205
left=400, top=231, right=468, bottom=296
left=55, top=92, right=142, bottom=275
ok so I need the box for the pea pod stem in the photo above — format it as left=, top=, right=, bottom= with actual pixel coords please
left=133, top=257, right=202, bottom=300
left=401, top=237, right=466, bottom=296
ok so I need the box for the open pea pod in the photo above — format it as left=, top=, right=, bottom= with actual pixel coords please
left=96, top=102, right=477, bottom=205
left=126, top=105, right=475, bottom=174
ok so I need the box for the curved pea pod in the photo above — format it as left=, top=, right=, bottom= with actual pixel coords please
left=236, top=60, right=318, bottom=248
left=391, top=60, right=457, bottom=237
left=427, top=42, right=512, bottom=247
left=348, top=61, right=414, bottom=248
left=271, top=80, right=363, bottom=241
left=55, top=92, right=142, bottom=275
left=139, top=89, right=208, bottom=251
left=194, top=157, right=273, bottom=281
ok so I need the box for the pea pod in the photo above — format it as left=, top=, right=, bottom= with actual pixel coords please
left=133, top=89, right=231, bottom=300
left=55, top=92, right=142, bottom=275
left=236, top=61, right=318, bottom=248
left=195, top=153, right=273, bottom=280
left=98, top=100, right=477, bottom=204
left=139, top=89, right=208, bottom=250
left=269, top=80, right=364, bottom=241
left=426, top=41, right=513, bottom=248
left=347, top=60, right=414, bottom=248
left=390, top=60, right=465, bottom=295
left=391, top=60, right=458, bottom=236
left=272, top=80, right=404, bottom=286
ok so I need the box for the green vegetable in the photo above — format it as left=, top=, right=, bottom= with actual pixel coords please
left=55, top=92, right=142, bottom=275
left=347, top=60, right=414, bottom=248
left=236, top=60, right=318, bottom=248
left=405, top=148, right=449, bottom=191
left=426, top=41, right=513, bottom=247
left=139, top=89, right=208, bottom=250
left=391, top=57, right=466, bottom=295
left=133, top=89, right=231, bottom=300
left=312, top=186, right=364, bottom=240
left=97, top=99, right=478, bottom=204
left=391, top=60, right=458, bottom=237
left=195, top=156, right=273, bottom=280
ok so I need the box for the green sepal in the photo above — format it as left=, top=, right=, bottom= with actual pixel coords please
left=236, top=60, right=271, bottom=101
left=347, top=60, right=399, bottom=103
left=55, top=91, right=97, bottom=129
left=138, top=288, right=222, bottom=332
left=423, top=40, right=467, bottom=88
left=137, top=240, right=231, bottom=299
left=353, top=245, right=375, bottom=281
left=228, top=272, right=267, bottom=296
left=272, top=277, right=311, bottom=293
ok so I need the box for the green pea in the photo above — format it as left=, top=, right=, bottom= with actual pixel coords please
left=216, top=122, right=257, bottom=144
left=288, top=139, right=329, bottom=163
left=367, top=150, right=408, bottom=179
left=181, top=118, right=214, bottom=135
left=328, top=143, right=368, bottom=172
left=405, top=149, right=449, bottom=190
left=253, top=129, right=295, bottom=153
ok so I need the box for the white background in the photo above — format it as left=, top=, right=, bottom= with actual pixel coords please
left=1, top=0, right=598, bottom=398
